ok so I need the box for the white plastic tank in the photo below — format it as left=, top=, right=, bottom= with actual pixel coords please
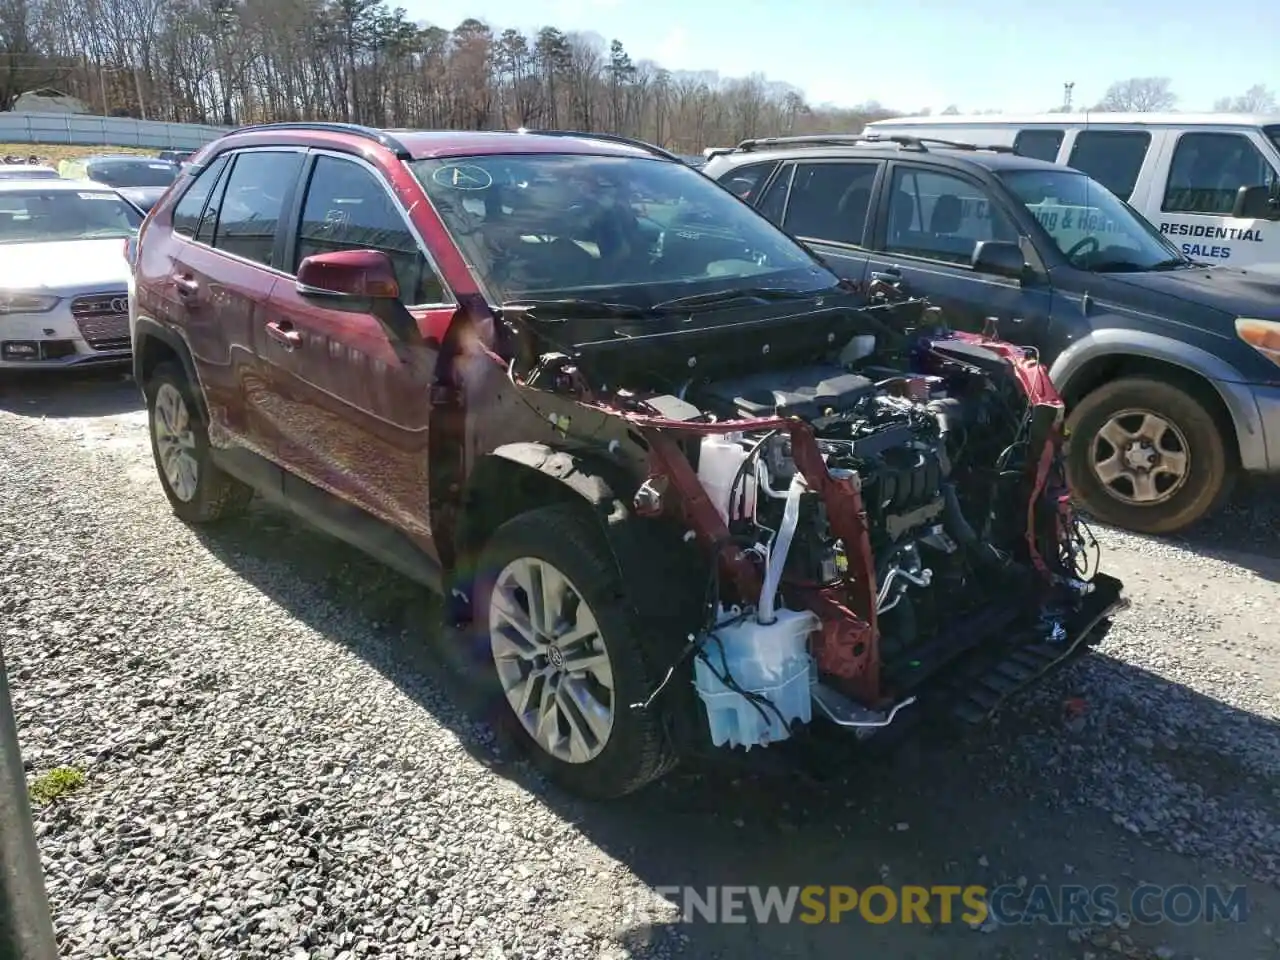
left=696, top=434, right=756, bottom=523
left=693, top=606, right=819, bottom=749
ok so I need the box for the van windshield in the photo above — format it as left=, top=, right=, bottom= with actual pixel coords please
left=999, top=168, right=1187, bottom=272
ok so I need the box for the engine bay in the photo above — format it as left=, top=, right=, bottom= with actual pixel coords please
left=493, top=293, right=1125, bottom=753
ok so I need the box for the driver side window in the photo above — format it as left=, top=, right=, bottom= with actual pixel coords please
left=294, top=155, right=448, bottom=305
left=884, top=167, right=1018, bottom=264
left=1162, top=132, right=1279, bottom=216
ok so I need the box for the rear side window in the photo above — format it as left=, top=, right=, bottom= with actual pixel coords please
left=1013, top=130, right=1064, bottom=162
left=782, top=162, right=879, bottom=247
left=1162, top=132, right=1279, bottom=215
left=755, top=164, right=794, bottom=224
left=1067, top=131, right=1151, bottom=201
left=172, top=154, right=229, bottom=237
left=294, top=155, right=447, bottom=304
left=210, top=150, right=305, bottom=267
left=718, top=162, right=776, bottom=202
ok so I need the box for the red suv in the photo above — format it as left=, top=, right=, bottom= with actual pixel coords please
left=129, top=122, right=1125, bottom=799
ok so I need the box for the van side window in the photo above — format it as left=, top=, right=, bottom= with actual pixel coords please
left=1162, top=132, right=1279, bottom=216
left=884, top=167, right=1018, bottom=265
left=1013, top=130, right=1064, bottom=162
left=1067, top=131, right=1151, bottom=201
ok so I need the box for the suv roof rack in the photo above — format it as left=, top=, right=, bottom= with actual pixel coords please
left=228, top=121, right=412, bottom=159
left=514, top=128, right=681, bottom=162
left=732, top=133, right=1016, bottom=155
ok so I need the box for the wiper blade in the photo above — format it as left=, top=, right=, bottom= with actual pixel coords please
left=1148, top=258, right=1190, bottom=270
left=498, top=298, right=646, bottom=320
left=649, top=287, right=815, bottom=313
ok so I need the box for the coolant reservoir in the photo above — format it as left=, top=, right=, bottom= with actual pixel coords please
left=693, top=607, right=819, bottom=750
left=696, top=434, right=756, bottom=523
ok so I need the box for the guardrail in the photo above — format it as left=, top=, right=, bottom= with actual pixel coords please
left=0, top=112, right=229, bottom=150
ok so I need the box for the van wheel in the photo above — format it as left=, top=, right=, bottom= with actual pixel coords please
left=145, top=362, right=253, bottom=524
left=1065, top=376, right=1233, bottom=535
left=474, top=503, right=679, bottom=799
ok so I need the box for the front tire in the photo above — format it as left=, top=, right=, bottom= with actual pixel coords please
left=474, top=503, right=678, bottom=799
left=145, top=362, right=252, bottom=524
left=1065, top=376, right=1233, bottom=535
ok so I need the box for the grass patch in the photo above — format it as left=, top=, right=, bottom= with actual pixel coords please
left=28, top=766, right=86, bottom=806
left=0, top=143, right=160, bottom=166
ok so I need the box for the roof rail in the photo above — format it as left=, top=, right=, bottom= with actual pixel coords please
left=514, top=128, right=681, bottom=162
left=893, top=135, right=1017, bottom=154
left=227, top=121, right=411, bottom=158
left=733, top=133, right=1015, bottom=155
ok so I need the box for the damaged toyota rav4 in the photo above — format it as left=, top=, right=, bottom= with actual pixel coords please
left=129, top=123, right=1128, bottom=799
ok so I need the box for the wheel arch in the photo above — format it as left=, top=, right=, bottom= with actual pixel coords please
left=133, top=317, right=206, bottom=418
left=1052, top=331, right=1262, bottom=471
left=449, top=443, right=702, bottom=627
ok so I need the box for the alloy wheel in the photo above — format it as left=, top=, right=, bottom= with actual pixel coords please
left=488, top=556, right=616, bottom=764
left=152, top=382, right=199, bottom=503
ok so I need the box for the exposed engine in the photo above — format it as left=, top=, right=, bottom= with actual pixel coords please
left=496, top=294, right=1125, bottom=757
left=666, top=334, right=1110, bottom=749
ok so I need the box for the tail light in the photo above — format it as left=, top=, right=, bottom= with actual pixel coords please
left=123, top=235, right=139, bottom=269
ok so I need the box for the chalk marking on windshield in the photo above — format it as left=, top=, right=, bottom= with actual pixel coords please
left=432, top=164, right=493, bottom=190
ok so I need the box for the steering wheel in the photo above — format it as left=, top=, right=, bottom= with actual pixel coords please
left=1064, top=235, right=1099, bottom=265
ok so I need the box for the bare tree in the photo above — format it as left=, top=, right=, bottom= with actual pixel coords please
left=1213, top=84, right=1277, bottom=113
left=3, top=0, right=916, bottom=148
left=1094, top=77, right=1177, bottom=112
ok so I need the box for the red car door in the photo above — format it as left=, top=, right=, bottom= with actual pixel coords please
left=256, top=151, right=454, bottom=549
left=165, top=147, right=307, bottom=459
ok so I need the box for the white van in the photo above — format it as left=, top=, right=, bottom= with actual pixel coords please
left=863, top=113, right=1280, bottom=269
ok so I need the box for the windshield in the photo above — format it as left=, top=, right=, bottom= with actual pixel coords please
left=410, top=153, right=834, bottom=307
left=88, top=159, right=178, bottom=188
left=1000, top=168, right=1185, bottom=272
left=0, top=189, right=143, bottom=244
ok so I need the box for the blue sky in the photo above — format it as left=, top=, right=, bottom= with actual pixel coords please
left=401, top=0, right=1279, bottom=113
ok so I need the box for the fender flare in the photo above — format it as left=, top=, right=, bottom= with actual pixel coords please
left=464, top=442, right=702, bottom=622
left=131, top=315, right=205, bottom=414
left=1049, top=327, right=1266, bottom=471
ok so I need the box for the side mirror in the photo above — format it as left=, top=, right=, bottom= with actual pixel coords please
left=1231, top=184, right=1280, bottom=220
left=295, top=249, right=419, bottom=342
left=296, top=248, right=400, bottom=300
left=971, top=240, right=1026, bottom=279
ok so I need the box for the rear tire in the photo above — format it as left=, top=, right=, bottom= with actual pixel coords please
left=1065, top=376, right=1233, bottom=535
left=145, top=361, right=252, bottom=524
left=473, top=503, right=679, bottom=799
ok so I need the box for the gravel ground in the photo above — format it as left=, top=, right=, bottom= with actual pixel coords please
left=2, top=369, right=1279, bottom=960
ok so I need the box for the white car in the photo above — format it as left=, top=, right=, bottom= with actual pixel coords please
left=0, top=164, right=60, bottom=181
left=0, top=178, right=144, bottom=369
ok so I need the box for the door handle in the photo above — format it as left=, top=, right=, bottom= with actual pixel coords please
left=265, top=320, right=302, bottom=350
left=173, top=275, right=198, bottom=297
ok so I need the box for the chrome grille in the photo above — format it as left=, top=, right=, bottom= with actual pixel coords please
left=71, top=293, right=130, bottom=351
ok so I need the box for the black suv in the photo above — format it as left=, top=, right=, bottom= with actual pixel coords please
left=704, top=135, right=1280, bottom=535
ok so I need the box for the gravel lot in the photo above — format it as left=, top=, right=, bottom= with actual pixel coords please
left=2, top=369, right=1279, bottom=960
